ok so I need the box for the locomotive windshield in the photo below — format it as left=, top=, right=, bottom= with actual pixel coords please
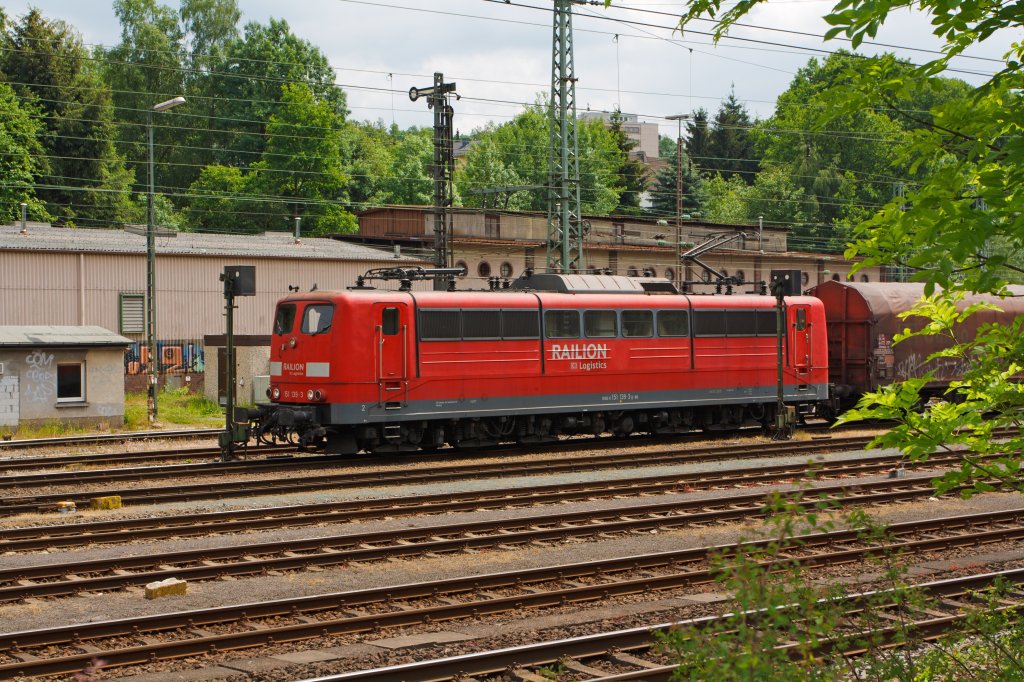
left=302, top=304, right=335, bottom=335
left=273, top=304, right=296, bottom=335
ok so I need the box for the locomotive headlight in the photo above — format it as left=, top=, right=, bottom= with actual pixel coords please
left=289, top=337, right=297, bottom=348
left=313, top=389, right=324, bottom=401
left=271, top=387, right=280, bottom=400
left=307, top=389, right=315, bottom=400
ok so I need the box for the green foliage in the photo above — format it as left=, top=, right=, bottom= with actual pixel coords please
left=246, top=82, right=356, bottom=236
left=651, top=140, right=704, bottom=218
left=456, top=102, right=630, bottom=215
left=1, top=9, right=135, bottom=226
left=456, top=137, right=531, bottom=211
left=124, top=387, right=222, bottom=429
left=0, top=81, right=50, bottom=222
left=607, top=111, right=650, bottom=215
left=707, top=89, right=759, bottom=183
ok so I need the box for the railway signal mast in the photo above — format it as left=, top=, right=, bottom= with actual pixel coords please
left=547, top=0, right=584, bottom=274
left=410, top=74, right=457, bottom=289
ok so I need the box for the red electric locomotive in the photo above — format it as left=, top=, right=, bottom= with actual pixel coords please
left=252, top=271, right=829, bottom=454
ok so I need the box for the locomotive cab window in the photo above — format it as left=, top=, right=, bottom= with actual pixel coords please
left=545, top=310, right=580, bottom=339
left=382, top=307, right=399, bottom=335
left=621, top=310, right=653, bottom=338
left=795, top=308, right=807, bottom=331
left=301, top=304, right=334, bottom=335
left=274, top=304, right=297, bottom=335
left=584, top=310, right=617, bottom=338
left=657, top=310, right=689, bottom=337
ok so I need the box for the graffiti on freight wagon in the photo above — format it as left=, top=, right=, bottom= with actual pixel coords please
left=124, top=341, right=204, bottom=375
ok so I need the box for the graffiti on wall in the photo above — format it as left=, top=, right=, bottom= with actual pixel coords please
left=125, top=340, right=205, bottom=376
left=23, top=350, right=55, bottom=403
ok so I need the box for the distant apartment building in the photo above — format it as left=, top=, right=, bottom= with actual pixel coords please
left=580, top=111, right=660, bottom=159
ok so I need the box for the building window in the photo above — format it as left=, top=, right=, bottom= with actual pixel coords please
left=455, top=260, right=468, bottom=277
left=734, top=270, right=745, bottom=283
left=665, top=267, right=676, bottom=282
left=524, top=248, right=535, bottom=271
left=119, top=293, right=145, bottom=334
left=801, top=272, right=810, bottom=286
left=57, top=362, right=84, bottom=403
left=644, top=267, right=657, bottom=277
left=627, top=266, right=639, bottom=277
left=485, top=214, right=500, bottom=239
left=500, top=262, right=514, bottom=278
left=478, top=261, right=492, bottom=278
left=832, top=273, right=840, bottom=281
left=860, top=274, right=870, bottom=282
left=609, top=251, right=618, bottom=275
left=613, top=223, right=625, bottom=244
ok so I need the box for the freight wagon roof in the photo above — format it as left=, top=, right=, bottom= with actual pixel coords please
left=812, top=280, right=1024, bottom=319
left=0, top=224, right=427, bottom=262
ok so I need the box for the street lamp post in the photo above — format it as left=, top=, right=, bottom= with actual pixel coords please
left=147, top=96, right=186, bottom=424
left=665, top=114, right=690, bottom=290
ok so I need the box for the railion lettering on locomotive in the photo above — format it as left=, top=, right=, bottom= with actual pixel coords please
left=282, top=362, right=305, bottom=374
left=549, top=343, right=609, bottom=361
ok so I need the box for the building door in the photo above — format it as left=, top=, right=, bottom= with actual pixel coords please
left=374, top=304, right=408, bottom=407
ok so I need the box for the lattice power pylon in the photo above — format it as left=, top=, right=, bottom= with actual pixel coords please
left=547, top=0, right=583, bottom=274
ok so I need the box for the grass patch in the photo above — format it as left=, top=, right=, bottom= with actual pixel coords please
left=124, top=388, right=224, bottom=429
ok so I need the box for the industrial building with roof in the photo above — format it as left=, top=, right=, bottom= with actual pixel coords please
left=0, top=223, right=429, bottom=403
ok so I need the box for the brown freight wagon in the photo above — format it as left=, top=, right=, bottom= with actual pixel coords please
left=810, top=280, right=1024, bottom=408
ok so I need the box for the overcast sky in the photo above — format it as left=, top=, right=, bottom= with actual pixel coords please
left=1, top=0, right=1014, bottom=138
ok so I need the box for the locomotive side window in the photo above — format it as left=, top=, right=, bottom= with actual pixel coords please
left=419, top=310, right=461, bottom=340
left=502, top=310, right=540, bottom=339
left=621, top=310, right=653, bottom=338
left=382, top=307, right=399, bottom=335
left=756, top=310, right=777, bottom=336
left=657, top=310, right=689, bottom=337
left=301, top=304, right=334, bottom=335
left=728, top=310, right=758, bottom=336
left=584, top=310, right=617, bottom=338
left=464, top=310, right=501, bottom=339
left=274, top=304, right=297, bottom=335
left=693, top=310, right=727, bottom=337
left=544, top=310, right=580, bottom=339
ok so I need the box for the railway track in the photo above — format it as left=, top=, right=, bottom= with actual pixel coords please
left=0, top=508, right=1020, bottom=679
left=0, top=428, right=223, bottom=452
left=0, top=443, right=291, bottom=472
left=0, top=449, right=967, bottom=551
left=0, top=424, right=864, bottom=474
left=315, top=567, right=1024, bottom=682
left=0, top=472, right=974, bottom=601
left=0, top=434, right=885, bottom=515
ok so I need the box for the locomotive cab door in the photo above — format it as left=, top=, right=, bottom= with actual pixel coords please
left=790, top=304, right=812, bottom=376
left=374, top=303, right=408, bottom=408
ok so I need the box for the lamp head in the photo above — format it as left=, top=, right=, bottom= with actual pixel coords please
left=153, top=96, right=186, bottom=112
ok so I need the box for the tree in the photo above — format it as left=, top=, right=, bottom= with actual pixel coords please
left=0, top=82, right=50, bottom=223
left=247, top=82, right=356, bottom=236
left=607, top=112, right=650, bottom=215
left=684, top=107, right=712, bottom=173
left=203, top=18, right=347, bottom=168
left=456, top=137, right=531, bottom=210
left=374, top=128, right=433, bottom=206
left=185, top=164, right=253, bottom=233
left=2, top=9, right=134, bottom=226
left=706, top=89, right=759, bottom=183
left=650, top=144, right=704, bottom=219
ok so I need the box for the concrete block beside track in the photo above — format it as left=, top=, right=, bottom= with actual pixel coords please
left=144, top=577, right=187, bottom=599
